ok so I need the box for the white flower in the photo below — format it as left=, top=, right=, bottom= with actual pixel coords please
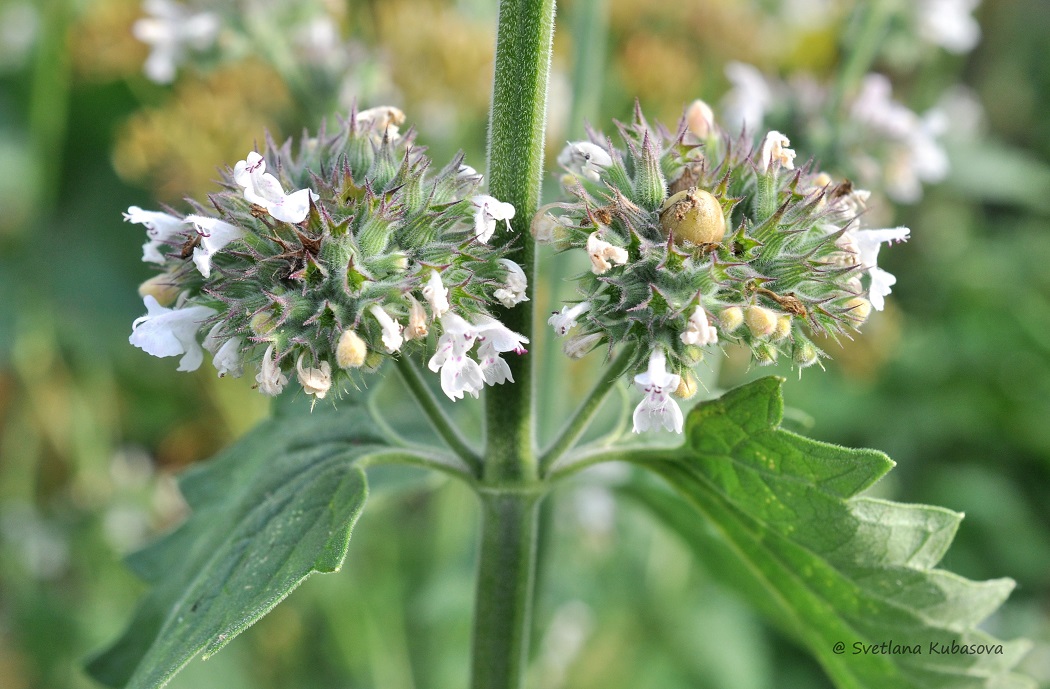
left=368, top=304, right=404, bottom=353
left=355, top=105, right=405, bottom=140
left=680, top=306, right=718, bottom=346
left=403, top=295, right=429, bottom=341
left=256, top=344, right=287, bottom=396
left=493, top=259, right=529, bottom=308
left=759, top=131, right=796, bottom=173
left=586, top=232, right=628, bottom=274
left=557, top=142, right=613, bottom=183
left=184, top=215, right=245, bottom=278
left=852, top=227, right=911, bottom=310
left=472, top=195, right=515, bottom=244
left=563, top=332, right=603, bottom=359
left=632, top=349, right=684, bottom=434
left=722, top=62, right=774, bottom=133
left=233, top=151, right=318, bottom=224
left=203, top=323, right=244, bottom=378
left=124, top=206, right=185, bottom=264
left=473, top=315, right=528, bottom=386
left=428, top=313, right=484, bottom=400
left=132, top=0, right=219, bottom=84
left=421, top=270, right=450, bottom=319
left=296, top=355, right=332, bottom=399
left=458, top=164, right=480, bottom=180
left=129, top=295, right=216, bottom=372
left=917, top=0, right=981, bottom=54
left=548, top=302, right=591, bottom=336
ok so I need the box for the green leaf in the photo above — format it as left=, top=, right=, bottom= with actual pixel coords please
left=87, top=398, right=389, bottom=689
left=624, top=377, right=1034, bottom=689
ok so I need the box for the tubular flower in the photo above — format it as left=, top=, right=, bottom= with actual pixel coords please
left=493, top=259, right=529, bottom=308
left=130, top=296, right=216, bottom=372
left=132, top=0, right=219, bottom=84
left=586, top=232, right=629, bottom=274
left=124, top=206, right=185, bottom=264
left=256, top=344, right=288, bottom=397
left=184, top=215, right=245, bottom=278
left=296, top=355, right=332, bottom=399
left=632, top=349, right=684, bottom=434
left=548, top=302, right=592, bottom=336
left=557, top=141, right=613, bottom=183
left=422, top=270, right=451, bottom=320
left=233, top=151, right=318, bottom=224
left=680, top=306, right=718, bottom=347
left=472, top=195, right=516, bottom=244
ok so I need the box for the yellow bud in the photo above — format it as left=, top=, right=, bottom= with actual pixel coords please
left=659, top=188, right=726, bottom=246
left=364, top=350, right=385, bottom=371
left=755, top=343, right=779, bottom=366
left=137, top=273, right=180, bottom=307
left=336, top=329, right=368, bottom=368
left=814, top=172, right=832, bottom=188
left=793, top=341, right=819, bottom=368
left=745, top=305, right=778, bottom=338
left=673, top=371, right=699, bottom=400
left=685, top=99, right=715, bottom=139
left=774, top=315, right=793, bottom=341
left=720, top=306, right=744, bottom=332
left=843, top=297, right=872, bottom=325
left=250, top=311, right=276, bottom=336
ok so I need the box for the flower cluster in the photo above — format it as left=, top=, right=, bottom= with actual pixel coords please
left=539, top=102, right=909, bottom=433
left=126, top=106, right=527, bottom=402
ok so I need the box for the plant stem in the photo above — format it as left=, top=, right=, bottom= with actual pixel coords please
left=395, top=357, right=482, bottom=475
left=470, top=489, right=542, bottom=689
left=539, top=343, right=637, bottom=476
left=483, top=0, right=557, bottom=483
left=469, top=1, right=556, bottom=688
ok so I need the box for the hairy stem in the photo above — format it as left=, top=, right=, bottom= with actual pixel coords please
left=483, top=0, right=557, bottom=483
left=539, top=343, right=637, bottom=476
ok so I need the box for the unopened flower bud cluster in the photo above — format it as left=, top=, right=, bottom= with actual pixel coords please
left=127, top=106, right=527, bottom=403
left=541, top=102, right=909, bottom=433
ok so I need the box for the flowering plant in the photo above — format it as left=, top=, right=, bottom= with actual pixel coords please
left=90, top=1, right=1035, bottom=689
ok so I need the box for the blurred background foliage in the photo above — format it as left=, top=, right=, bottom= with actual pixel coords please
left=1, top=0, right=1049, bottom=687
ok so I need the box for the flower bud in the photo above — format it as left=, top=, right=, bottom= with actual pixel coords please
left=250, top=311, right=276, bottom=336
left=137, top=273, right=180, bottom=307
left=659, top=188, right=726, bottom=246
left=745, top=305, right=777, bottom=338
left=336, top=329, right=368, bottom=368
left=774, top=315, right=793, bottom=341
left=685, top=99, right=715, bottom=139
left=843, top=297, right=872, bottom=325
left=720, top=306, right=744, bottom=332
left=792, top=341, right=819, bottom=368
left=673, top=370, right=698, bottom=399
left=755, top=343, right=779, bottom=366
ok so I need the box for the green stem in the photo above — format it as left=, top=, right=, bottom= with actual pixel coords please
left=470, top=490, right=543, bottom=689
left=483, top=0, right=557, bottom=483
left=539, top=344, right=637, bottom=476
left=395, top=357, right=483, bottom=475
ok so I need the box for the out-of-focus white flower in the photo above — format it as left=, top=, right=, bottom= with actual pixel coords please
left=850, top=75, right=949, bottom=203
left=124, top=206, right=185, bottom=264
left=852, top=227, right=911, bottom=310
left=586, top=232, right=628, bottom=274
left=422, top=270, right=450, bottom=319
left=256, top=344, right=287, bottom=396
left=233, top=151, right=318, bottom=224
left=296, top=355, right=332, bottom=399
left=428, top=313, right=484, bottom=400
left=368, top=304, right=404, bottom=353
left=184, top=215, right=245, bottom=278
left=472, top=195, right=515, bottom=243
left=493, top=259, right=529, bottom=308
left=917, top=0, right=981, bottom=54
left=759, top=131, right=796, bottom=173
left=557, top=142, right=613, bottom=183
left=130, top=295, right=216, bottom=372
left=632, top=349, right=683, bottom=434
left=563, top=332, right=603, bottom=359
left=548, top=302, right=591, bottom=336
left=203, top=324, right=243, bottom=378
left=132, top=0, right=220, bottom=84
left=685, top=99, right=716, bottom=139
left=680, top=306, right=718, bottom=346
left=403, top=295, right=429, bottom=341
left=722, top=62, right=774, bottom=133
left=356, top=105, right=406, bottom=140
